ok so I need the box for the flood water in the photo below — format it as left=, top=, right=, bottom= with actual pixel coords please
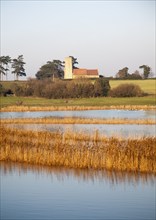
left=9, top=123, right=156, bottom=137
left=1, top=110, right=156, bottom=219
left=1, top=162, right=155, bottom=220
left=1, top=109, right=156, bottom=119
left=1, top=109, right=155, bottom=137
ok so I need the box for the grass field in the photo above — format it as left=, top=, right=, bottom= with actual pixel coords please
left=0, top=96, right=156, bottom=109
left=110, top=79, right=156, bottom=95
left=0, top=79, right=155, bottom=108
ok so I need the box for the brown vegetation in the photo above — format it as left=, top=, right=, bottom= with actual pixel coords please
left=109, top=83, right=144, bottom=97
left=1, top=105, right=156, bottom=112
left=0, top=125, right=156, bottom=173
left=9, top=78, right=110, bottom=98
left=1, top=117, right=155, bottom=125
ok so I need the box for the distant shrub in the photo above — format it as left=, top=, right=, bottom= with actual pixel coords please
left=11, top=84, right=24, bottom=96
left=0, top=84, right=5, bottom=96
left=128, top=73, right=142, bottom=80
left=10, top=78, right=110, bottom=99
left=109, top=83, right=144, bottom=97
left=94, top=79, right=110, bottom=97
left=0, top=84, right=14, bottom=96
left=3, top=89, right=14, bottom=96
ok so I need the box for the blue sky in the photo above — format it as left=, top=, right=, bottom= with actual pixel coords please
left=1, top=0, right=155, bottom=79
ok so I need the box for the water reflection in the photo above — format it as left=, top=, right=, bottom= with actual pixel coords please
left=1, top=109, right=156, bottom=119
left=1, top=161, right=155, bottom=186
left=1, top=161, right=155, bottom=220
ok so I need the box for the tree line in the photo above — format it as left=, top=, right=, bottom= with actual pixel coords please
left=0, top=55, right=79, bottom=81
left=36, top=58, right=152, bottom=80
left=0, top=55, right=26, bottom=81
left=35, top=56, right=78, bottom=80
left=116, top=65, right=152, bottom=79
left=1, top=77, right=145, bottom=98
left=0, top=54, right=153, bottom=81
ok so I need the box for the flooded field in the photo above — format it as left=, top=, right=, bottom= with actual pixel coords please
left=8, top=123, right=156, bottom=137
left=1, top=109, right=155, bottom=119
left=1, top=109, right=155, bottom=219
left=1, top=109, right=155, bottom=137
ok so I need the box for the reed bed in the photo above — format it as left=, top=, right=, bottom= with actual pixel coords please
left=1, top=105, right=156, bottom=112
left=0, top=125, right=156, bottom=173
left=1, top=117, right=155, bottom=125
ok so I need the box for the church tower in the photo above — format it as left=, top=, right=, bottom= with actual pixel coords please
left=64, top=57, right=73, bottom=79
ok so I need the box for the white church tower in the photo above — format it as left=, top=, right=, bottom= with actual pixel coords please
left=64, top=57, right=73, bottom=79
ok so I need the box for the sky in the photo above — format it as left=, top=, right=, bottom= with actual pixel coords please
left=1, top=0, right=155, bottom=80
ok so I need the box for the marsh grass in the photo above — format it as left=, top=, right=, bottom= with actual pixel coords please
left=0, top=125, right=155, bottom=173
left=1, top=104, right=156, bottom=112
left=1, top=117, right=155, bottom=125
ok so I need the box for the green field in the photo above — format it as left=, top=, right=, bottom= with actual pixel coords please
left=110, top=79, right=156, bottom=95
left=0, top=79, right=155, bottom=108
left=0, top=95, right=155, bottom=108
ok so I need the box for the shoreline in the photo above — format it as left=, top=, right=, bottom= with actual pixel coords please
left=0, top=104, right=156, bottom=112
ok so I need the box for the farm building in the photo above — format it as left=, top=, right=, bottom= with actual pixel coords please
left=64, top=56, right=99, bottom=79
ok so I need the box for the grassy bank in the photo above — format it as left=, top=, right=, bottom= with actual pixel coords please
left=0, top=126, right=156, bottom=173
left=1, top=79, right=155, bottom=110
left=0, top=96, right=156, bottom=110
left=1, top=117, right=155, bottom=125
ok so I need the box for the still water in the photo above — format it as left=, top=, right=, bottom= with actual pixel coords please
left=9, top=123, right=156, bottom=137
left=1, top=162, right=155, bottom=220
left=2, top=109, right=155, bottom=137
left=1, top=109, right=156, bottom=119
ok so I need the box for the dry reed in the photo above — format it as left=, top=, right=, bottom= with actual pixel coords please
left=0, top=125, right=156, bottom=173
left=1, top=105, right=156, bottom=112
left=1, top=117, right=155, bottom=125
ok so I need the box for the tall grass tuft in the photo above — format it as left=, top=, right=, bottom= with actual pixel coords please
left=0, top=125, right=156, bottom=173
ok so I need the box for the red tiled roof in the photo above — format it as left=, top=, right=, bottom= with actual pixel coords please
left=73, top=69, right=98, bottom=76
left=87, top=69, right=98, bottom=75
left=73, top=69, right=87, bottom=75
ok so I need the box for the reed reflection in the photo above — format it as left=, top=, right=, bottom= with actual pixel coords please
left=1, top=161, right=155, bottom=186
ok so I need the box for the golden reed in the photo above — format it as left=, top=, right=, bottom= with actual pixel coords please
left=1, top=105, right=156, bottom=112
left=0, top=125, right=156, bottom=173
left=1, top=117, right=155, bottom=125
